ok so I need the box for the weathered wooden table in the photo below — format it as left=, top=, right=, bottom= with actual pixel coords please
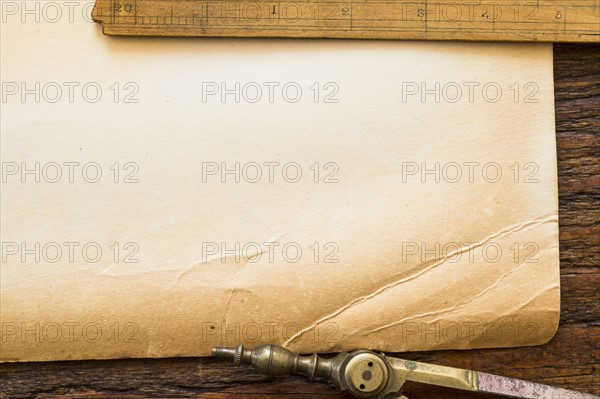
left=1, top=43, right=598, bottom=399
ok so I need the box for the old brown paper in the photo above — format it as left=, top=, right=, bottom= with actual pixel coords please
left=0, top=10, right=559, bottom=362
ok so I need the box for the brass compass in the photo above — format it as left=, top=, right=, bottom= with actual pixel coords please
left=213, top=344, right=597, bottom=399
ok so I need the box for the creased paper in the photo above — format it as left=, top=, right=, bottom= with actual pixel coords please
left=0, top=9, right=559, bottom=362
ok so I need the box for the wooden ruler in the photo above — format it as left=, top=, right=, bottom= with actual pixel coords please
left=92, top=0, right=600, bottom=42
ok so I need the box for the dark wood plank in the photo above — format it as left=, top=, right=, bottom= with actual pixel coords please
left=1, top=43, right=598, bottom=399
left=0, top=323, right=597, bottom=398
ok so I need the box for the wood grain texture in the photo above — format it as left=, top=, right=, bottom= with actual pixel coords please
left=1, top=43, right=598, bottom=399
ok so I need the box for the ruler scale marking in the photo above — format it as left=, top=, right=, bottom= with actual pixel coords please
left=93, top=0, right=600, bottom=42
